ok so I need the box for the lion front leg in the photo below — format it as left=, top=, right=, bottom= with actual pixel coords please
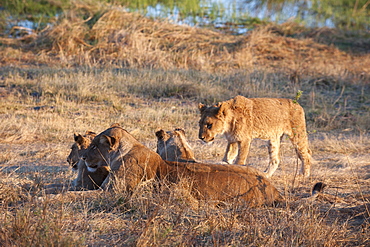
left=265, top=138, right=281, bottom=178
left=222, top=142, right=238, bottom=164
left=234, top=140, right=251, bottom=165
left=72, top=160, right=87, bottom=190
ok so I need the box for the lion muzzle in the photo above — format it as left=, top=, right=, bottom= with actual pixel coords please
left=86, top=164, right=98, bottom=173
left=67, top=158, right=79, bottom=170
left=199, top=135, right=214, bottom=143
left=82, top=157, right=98, bottom=172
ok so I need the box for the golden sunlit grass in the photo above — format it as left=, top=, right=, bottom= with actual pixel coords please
left=1, top=2, right=369, bottom=76
left=0, top=66, right=369, bottom=246
left=0, top=2, right=369, bottom=246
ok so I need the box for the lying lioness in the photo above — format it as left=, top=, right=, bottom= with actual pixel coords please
left=67, top=131, right=97, bottom=171
left=81, top=126, right=282, bottom=206
left=155, top=128, right=196, bottom=162
left=198, top=95, right=312, bottom=178
left=67, top=131, right=109, bottom=190
left=156, top=128, right=325, bottom=205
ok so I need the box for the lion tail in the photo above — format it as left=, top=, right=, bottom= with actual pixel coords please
left=311, top=182, right=326, bottom=197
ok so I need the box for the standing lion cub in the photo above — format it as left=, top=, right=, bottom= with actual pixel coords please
left=198, top=95, right=312, bottom=178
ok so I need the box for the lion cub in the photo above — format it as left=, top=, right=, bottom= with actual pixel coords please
left=198, top=95, right=312, bottom=178
left=67, top=131, right=109, bottom=190
left=155, top=128, right=196, bottom=162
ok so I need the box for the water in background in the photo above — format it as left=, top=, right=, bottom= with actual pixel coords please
left=128, top=0, right=339, bottom=34
left=7, top=0, right=369, bottom=36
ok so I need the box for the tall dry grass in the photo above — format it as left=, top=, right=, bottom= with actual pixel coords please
left=37, top=10, right=369, bottom=76
left=1, top=2, right=369, bottom=78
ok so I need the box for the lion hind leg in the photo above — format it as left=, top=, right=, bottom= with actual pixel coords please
left=297, top=146, right=312, bottom=177
left=290, top=136, right=312, bottom=177
left=222, top=142, right=238, bottom=164
left=265, top=137, right=281, bottom=178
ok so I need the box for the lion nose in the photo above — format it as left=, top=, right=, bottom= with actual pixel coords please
left=199, top=136, right=205, bottom=141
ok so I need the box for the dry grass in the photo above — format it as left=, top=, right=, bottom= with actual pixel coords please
left=1, top=2, right=369, bottom=78
left=0, top=66, right=369, bottom=246
left=0, top=2, right=369, bottom=246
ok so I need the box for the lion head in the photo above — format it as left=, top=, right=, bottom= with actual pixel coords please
left=67, top=131, right=96, bottom=170
left=155, top=128, right=196, bottom=162
left=81, top=129, right=123, bottom=173
left=81, top=126, right=165, bottom=191
left=198, top=102, right=229, bottom=143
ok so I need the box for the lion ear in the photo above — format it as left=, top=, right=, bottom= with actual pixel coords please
left=174, top=128, right=185, bottom=135
left=217, top=102, right=229, bottom=117
left=74, top=133, right=84, bottom=144
left=110, top=123, right=121, bottom=128
left=100, top=135, right=119, bottom=150
left=85, top=130, right=95, bottom=135
left=198, top=103, right=207, bottom=113
left=156, top=130, right=171, bottom=141
left=85, top=130, right=97, bottom=137
left=155, top=130, right=166, bottom=140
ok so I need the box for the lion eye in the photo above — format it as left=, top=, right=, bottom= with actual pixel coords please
left=206, top=123, right=212, bottom=129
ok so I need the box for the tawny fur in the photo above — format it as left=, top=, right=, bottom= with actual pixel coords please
left=155, top=128, right=322, bottom=206
left=67, top=131, right=96, bottom=170
left=82, top=126, right=281, bottom=206
left=81, top=126, right=165, bottom=191
left=67, top=131, right=110, bottom=190
left=198, top=95, right=312, bottom=178
left=155, top=128, right=196, bottom=162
